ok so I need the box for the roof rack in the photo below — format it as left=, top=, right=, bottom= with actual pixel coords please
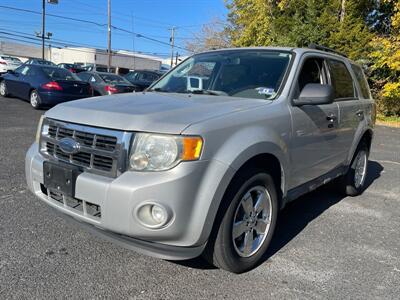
left=308, top=43, right=347, bottom=58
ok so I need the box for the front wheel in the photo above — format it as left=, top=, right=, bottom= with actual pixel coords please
left=0, top=80, right=8, bottom=97
left=203, top=168, right=278, bottom=273
left=337, top=142, right=369, bottom=196
left=30, top=90, right=41, bottom=109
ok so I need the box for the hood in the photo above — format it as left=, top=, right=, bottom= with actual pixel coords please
left=45, top=92, right=270, bottom=134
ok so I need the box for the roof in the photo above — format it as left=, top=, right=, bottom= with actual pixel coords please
left=195, top=46, right=351, bottom=61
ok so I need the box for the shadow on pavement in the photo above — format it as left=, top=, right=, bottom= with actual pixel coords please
left=173, top=160, right=384, bottom=271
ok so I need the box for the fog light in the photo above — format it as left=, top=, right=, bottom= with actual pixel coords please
left=151, top=205, right=167, bottom=224
left=136, top=203, right=170, bottom=228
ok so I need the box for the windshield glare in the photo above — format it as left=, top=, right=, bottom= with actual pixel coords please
left=150, top=50, right=292, bottom=100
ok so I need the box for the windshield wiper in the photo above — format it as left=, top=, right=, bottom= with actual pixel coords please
left=189, top=89, right=225, bottom=96
left=150, top=87, right=169, bottom=92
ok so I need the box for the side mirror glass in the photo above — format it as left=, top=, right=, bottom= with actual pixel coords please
left=293, top=83, right=334, bottom=106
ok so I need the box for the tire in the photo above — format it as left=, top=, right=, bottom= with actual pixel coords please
left=337, top=142, right=369, bottom=196
left=0, top=80, right=8, bottom=97
left=30, top=90, right=41, bottom=109
left=203, top=168, right=278, bottom=273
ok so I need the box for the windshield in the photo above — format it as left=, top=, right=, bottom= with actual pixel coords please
left=2, top=56, right=21, bottom=63
left=100, top=74, right=130, bottom=84
left=150, top=50, right=292, bottom=100
left=41, top=67, right=80, bottom=81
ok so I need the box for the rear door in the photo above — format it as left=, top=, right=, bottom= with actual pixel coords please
left=289, top=55, right=341, bottom=188
left=326, top=59, right=362, bottom=163
left=7, top=65, right=30, bottom=98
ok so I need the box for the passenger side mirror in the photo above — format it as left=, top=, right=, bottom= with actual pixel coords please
left=6, top=69, right=16, bottom=75
left=293, top=83, right=334, bottom=106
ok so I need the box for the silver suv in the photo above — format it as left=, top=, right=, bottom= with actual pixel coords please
left=26, top=46, right=375, bottom=273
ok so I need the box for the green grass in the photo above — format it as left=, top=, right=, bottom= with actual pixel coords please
left=376, top=114, right=400, bottom=127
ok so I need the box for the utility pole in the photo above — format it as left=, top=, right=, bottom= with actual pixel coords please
left=107, top=0, right=112, bottom=71
left=41, top=0, right=58, bottom=60
left=169, top=27, right=175, bottom=68
left=42, top=0, right=45, bottom=59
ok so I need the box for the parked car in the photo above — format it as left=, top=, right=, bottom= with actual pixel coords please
left=0, top=55, right=22, bottom=74
left=57, top=63, right=85, bottom=73
left=77, top=71, right=137, bottom=95
left=24, top=58, right=56, bottom=66
left=82, top=64, right=116, bottom=73
left=0, top=65, right=92, bottom=109
left=124, top=70, right=162, bottom=91
left=26, top=46, right=375, bottom=273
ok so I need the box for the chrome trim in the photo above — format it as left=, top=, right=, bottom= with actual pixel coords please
left=39, top=118, right=133, bottom=178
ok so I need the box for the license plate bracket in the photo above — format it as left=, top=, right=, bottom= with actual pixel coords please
left=43, top=162, right=81, bottom=197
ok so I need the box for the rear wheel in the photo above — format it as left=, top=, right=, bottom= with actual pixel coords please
left=0, top=81, right=8, bottom=97
left=337, top=142, right=369, bottom=196
left=30, top=90, right=41, bottom=109
left=203, top=168, right=278, bottom=273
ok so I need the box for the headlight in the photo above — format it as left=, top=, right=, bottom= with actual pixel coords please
left=129, top=133, right=203, bottom=171
left=35, top=115, right=45, bottom=143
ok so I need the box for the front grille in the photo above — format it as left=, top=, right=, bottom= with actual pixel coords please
left=40, top=119, right=132, bottom=177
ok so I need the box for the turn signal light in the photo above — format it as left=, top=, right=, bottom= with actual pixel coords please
left=182, top=136, right=203, bottom=161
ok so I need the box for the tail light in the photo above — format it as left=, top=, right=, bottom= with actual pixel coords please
left=41, top=81, right=63, bottom=91
left=104, top=85, right=118, bottom=94
left=0, top=61, right=7, bottom=65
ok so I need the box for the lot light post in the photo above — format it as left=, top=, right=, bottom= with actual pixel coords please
left=41, top=0, right=58, bottom=59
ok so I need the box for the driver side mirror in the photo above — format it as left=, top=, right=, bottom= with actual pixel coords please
left=293, top=83, right=334, bottom=106
left=6, top=69, right=16, bottom=75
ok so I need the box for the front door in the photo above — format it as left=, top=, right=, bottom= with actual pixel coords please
left=289, top=55, right=341, bottom=188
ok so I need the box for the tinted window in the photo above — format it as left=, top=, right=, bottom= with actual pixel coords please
left=351, top=64, right=371, bottom=99
left=41, top=67, right=79, bottom=81
left=77, top=72, right=91, bottom=81
left=100, top=74, right=130, bottom=84
left=328, top=60, right=355, bottom=99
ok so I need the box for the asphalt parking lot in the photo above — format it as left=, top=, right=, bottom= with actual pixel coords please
left=0, top=96, right=399, bottom=299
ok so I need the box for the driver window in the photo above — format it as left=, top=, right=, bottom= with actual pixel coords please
left=297, top=57, right=325, bottom=94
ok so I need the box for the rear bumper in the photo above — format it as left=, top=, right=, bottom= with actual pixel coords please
left=39, top=91, right=91, bottom=105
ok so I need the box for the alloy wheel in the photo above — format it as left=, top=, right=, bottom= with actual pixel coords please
left=354, top=150, right=367, bottom=188
left=232, top=185, right=272, bottom=257
left=0, top=81, right=6, bottom=96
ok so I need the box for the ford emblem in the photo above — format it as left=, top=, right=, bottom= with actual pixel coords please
left=59, top=137, right=81, bottom=155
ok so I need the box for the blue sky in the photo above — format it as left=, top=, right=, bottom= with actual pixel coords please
left=0, top=0, right=227, bottom=57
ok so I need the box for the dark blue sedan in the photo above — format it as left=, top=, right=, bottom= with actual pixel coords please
left=0, top=64, right=92, bottom=109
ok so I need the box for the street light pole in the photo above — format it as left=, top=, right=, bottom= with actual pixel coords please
left=42, top=0, right=45, bottom=59
left=107, top=0, right=112, bottom=71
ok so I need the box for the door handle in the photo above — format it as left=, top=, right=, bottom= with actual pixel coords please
left=326, top=114, right=337, bottom=122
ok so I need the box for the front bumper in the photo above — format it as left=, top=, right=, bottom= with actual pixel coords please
left=26, top=142, right=232, bottom=259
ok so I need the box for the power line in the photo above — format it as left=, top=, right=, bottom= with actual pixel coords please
left=0, top=5, right=190, bottom=51
left=0, top=32, right=170, bottom=57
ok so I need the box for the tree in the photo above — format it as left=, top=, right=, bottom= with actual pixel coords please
left=369, top=0, right=400, bottom=116
left=226, top=0, right=374, bottom=60
left=185, top=19, right=231, bottom=53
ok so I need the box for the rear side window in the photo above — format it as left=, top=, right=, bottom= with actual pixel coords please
left=41, top=67, right=79, bottom=81
left=77, top=72, right=91, bottom=81
left=351, top=64, right=372, bottom=99
left=327, top=60, right=355, bottom=99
